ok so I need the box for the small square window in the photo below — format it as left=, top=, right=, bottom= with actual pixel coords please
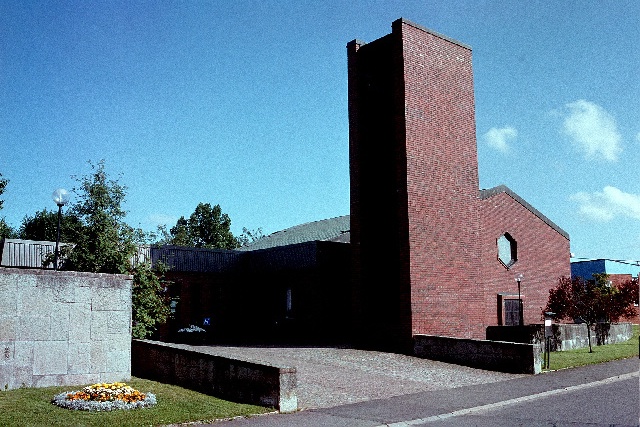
left=497, top=233, right=517, bottom=268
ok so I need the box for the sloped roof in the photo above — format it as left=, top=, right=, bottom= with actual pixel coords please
left=239, top=185, right=568, bottom=251
left=479, top=185, right=569, bottom=240
left=237, top=215, right=350, bottom=251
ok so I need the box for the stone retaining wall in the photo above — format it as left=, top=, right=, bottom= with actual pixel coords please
left=0, top=267, right=132, bottom=389
left=551, top=322, right=633, bottom=351
left=131, top=340, right=298, bottom=412
left=414, top=334, right=542, bottom=374
left=486, top=322, right=634, bottom=351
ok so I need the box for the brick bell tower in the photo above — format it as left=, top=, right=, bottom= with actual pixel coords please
left=348, top=19, right=482, bottom=351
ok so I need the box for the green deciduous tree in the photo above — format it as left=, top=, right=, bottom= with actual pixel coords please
left=0, top=173, right=17, bottom=239
left=63, top=160, right=136, bottom=274
left=169, top=216, right=191, bottom=246
left=19, top=208, right=83, bottom=242
left=0, top=173, right=7, bottom=211
left=237, top=227, right=265, bottom=247
left=0, top=220, right=15, bottom=239
left=131, top=262, right=171, bottom=339
left=543, top=274, right=639, bottom=352
left=61, top=160, right=171, bottom=338
left=167, top=202, right=239, bottom=249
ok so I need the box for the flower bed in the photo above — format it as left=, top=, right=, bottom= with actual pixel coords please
left=52, top=382, right=157, bottom=411
left=176, top=324, right=207, bottom=344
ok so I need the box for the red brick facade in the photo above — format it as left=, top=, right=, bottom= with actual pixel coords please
left=479, top=189, right=571, bottom=330
left=348, top=19, right=570, bottom=349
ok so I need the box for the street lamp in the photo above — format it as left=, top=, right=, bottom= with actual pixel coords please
left=515, top=273, right=524, bottom=326
left=544, top=311, right=555, bottom=369
left=52, top=188, right=69, bottom=270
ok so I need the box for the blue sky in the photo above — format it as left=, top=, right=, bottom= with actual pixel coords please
left=1, top=1, right=638, bottom=263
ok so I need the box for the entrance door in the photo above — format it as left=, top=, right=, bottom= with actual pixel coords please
left=504, top=299, right=521, bottom=326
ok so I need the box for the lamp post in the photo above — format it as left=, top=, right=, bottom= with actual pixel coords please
left=515, top=273, right=524, bottom=326
left=52, top=188, right=69, bottom=270
left=544, top=311, right=555, bottom=369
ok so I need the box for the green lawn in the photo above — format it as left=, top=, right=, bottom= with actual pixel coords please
left=545, top=324, right=639, bottom=371
left=0, top=377, right=272, bottom=427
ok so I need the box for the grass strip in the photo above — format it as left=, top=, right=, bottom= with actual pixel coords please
left=0, top=377, right=272, bottom=427
left=545, top=324, right=639, bottom=371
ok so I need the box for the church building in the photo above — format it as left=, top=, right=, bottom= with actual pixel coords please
left=347, top=19, right=570, bottom=350
left=159, top=18, right=570, bottom=351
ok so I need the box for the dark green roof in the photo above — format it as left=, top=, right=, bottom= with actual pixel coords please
left=237, top=215, right=350, bottom=251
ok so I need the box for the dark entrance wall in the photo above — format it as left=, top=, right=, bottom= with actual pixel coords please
left=158, top=242, right=351, bottom=345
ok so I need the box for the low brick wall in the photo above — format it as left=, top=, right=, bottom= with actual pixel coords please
left=414, top=335, right=542, bottom=374
left=0, top=267, right=132, bottom=389
left=131, top=340, right=298, bottom=412
left=486, top=322, right=633, bottom=351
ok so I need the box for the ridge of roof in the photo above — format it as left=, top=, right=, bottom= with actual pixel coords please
left=479, top=185, right=569, bottom=240
left=237, top=215, right=350, bottom=251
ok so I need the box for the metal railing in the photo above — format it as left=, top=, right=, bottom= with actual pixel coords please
left=1, top=239, right=148, bottom=270
left=0, top=239, right=62, bottom=269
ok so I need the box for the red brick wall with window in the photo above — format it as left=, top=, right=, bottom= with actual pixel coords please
left=479, top=191, right=571, bottom=329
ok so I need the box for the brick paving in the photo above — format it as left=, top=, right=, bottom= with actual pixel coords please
left=191, top=345, right=522, bottom=409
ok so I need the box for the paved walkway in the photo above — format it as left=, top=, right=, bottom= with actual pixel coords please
left=187, top=344, right=522, bottom=409
left=200, top=357, right=639, bottom=427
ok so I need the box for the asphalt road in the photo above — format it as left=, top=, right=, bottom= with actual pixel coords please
left=206, top=357, right=639, bottom=427
left=417, top=375, right=638, bottom=426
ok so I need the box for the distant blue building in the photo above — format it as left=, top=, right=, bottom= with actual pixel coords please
left=571, top=258, right=639, bottom=281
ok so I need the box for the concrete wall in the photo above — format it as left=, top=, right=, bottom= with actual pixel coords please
left=131, top=340, right=298, bottom=412
left=414, top=334, right=542, bottom=374
left=486, top=322, right=633, bottom=351
left=0, top=267, right=132, bottom=389
left=551, top=323, right=633, bottom=351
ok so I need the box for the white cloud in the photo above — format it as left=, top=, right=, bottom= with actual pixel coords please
left=483, top=126, right=517, bottom=153
left=563, top=100, right=622, bottom=161
left=570, top=186, right=640, bottom=222
left=147, top=213, right=178, bottom=227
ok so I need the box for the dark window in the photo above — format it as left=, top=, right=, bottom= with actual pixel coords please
left=285, top=287, right=293, bottom=317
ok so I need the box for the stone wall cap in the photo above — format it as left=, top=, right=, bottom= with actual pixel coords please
left=0, top=266, right=132, bottom=280
left=133, top=339, right=297, bottom=372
